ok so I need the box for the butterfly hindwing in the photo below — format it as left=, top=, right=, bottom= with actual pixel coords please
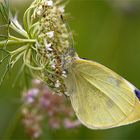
left=64, top=58, right=140, bottom=129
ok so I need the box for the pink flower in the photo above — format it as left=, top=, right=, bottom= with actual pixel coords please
left=64, top=119, right=81, bottom=129
left=22, top=79, right=81, bottom=138
left=23, top=88, right=39, bottom=104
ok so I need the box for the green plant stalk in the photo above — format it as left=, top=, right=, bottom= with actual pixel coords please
left=0, top=38, right=36, bottom=48
left=10, top=23, right=28, bottom=38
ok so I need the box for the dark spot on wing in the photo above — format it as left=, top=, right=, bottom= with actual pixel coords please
left=134, top=89, right=140, bottom=100
left=106, top=98, right=114, bottom=109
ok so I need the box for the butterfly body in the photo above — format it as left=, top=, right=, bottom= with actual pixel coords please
left=64, top=57, right=140, bottom=129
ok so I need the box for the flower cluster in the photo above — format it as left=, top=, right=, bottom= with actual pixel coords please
left=0, top=0, right=75, bottom=95
left=0, top=1, right=80, bottom=138
left=27, top=0, right=73, bottom=95
left=22, top=79, right=81, bottom=138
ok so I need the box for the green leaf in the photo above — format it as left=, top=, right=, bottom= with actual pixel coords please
left=0, top=0, right=9, bottom=22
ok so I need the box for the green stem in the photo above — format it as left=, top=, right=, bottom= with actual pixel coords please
left=0, top=38, right=36, bottom=48
left=10, top=22, right=28, bottom=38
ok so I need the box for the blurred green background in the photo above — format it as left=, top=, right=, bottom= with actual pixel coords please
left=1, top=0, right=140, bottom=139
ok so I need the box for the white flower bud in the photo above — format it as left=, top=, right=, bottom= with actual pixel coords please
left=46, top=31, right=54, bottom=38
left=45, top=0, right=53, bottom=7
left=37, top=10, right=43, bottom=16
left=59, top=6, right=65, bottom=13
left=55, top=80, right=61, bottom=88
left=46, top=43, right=53, bottom=51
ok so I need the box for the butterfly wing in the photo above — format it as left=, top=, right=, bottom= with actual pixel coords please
left=64, top=58, right=140, bottom=129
